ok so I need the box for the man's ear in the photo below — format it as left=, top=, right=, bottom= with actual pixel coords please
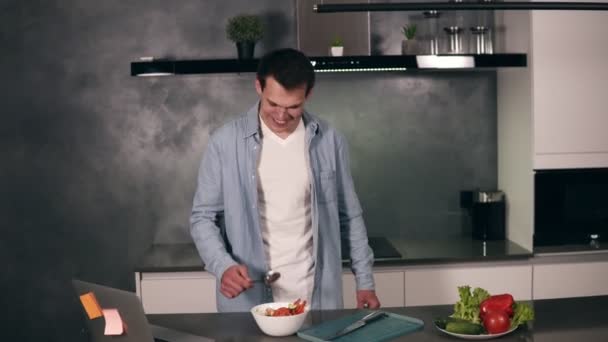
left=305, top=87, right=314, bottom=100
left=255, top=78, right=263, bottom=96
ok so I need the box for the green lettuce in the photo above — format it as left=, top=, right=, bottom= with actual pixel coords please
left=510, top=302, right=535, bottom=328
left=451, top=285, right=491, bottom=324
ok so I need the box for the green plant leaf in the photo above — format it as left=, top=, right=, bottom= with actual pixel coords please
left=402, top=24, right=417, bottom=40
left=226, top=14, right=264, bottom=43
left=331, top=36, right=343, bottom=47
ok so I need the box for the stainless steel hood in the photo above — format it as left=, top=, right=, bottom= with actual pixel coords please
left=130, top=54, right=526, bottom=76
left=314, top=1, right=608, bottom=13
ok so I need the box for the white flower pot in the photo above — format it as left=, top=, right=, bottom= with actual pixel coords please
left=330, top=46, right=344, bottom=57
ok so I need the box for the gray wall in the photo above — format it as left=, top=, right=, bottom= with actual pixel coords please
left=310, top=72, right=496, bottom=239
left=3, top=1, right=495, bottom=339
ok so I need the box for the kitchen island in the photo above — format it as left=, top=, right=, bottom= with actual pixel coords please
left=134, top=240, right=608, bottom=313
left=147, top=295, right=608, bottom=341
left=135, top=239, right=537, bottom=313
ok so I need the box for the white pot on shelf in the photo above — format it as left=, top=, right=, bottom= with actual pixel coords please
left=330, top=46, right=344, bottom=56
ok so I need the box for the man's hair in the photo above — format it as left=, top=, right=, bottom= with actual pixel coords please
left=256, top=48, right=315, bottom=96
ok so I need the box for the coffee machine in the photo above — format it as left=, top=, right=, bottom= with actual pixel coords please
left=460, top=190, right=506, bottom=240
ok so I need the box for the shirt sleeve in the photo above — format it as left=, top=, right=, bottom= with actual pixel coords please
left=335, top=134, right=376, bottom=291
left=190, top=135, right=237, bottom=279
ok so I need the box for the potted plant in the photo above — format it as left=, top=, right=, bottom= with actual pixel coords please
left=330, top=36, right=344, bottom=57
left=401, top=24, right=419, bottom=55
left=226, top=14, right=264, bottom=59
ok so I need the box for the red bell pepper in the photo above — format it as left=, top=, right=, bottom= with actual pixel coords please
left=480, top=294, right=514, bottom=317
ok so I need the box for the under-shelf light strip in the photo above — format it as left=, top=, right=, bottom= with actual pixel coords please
left=137, top=72, right=173, bottom=77
left=315, top=67, right=408, bottom=72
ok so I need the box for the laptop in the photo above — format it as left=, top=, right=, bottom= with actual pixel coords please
left=72, top=279, right=213, bottom=342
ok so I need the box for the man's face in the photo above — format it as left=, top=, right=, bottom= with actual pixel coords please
left=256, top=76, right=310, bottom=138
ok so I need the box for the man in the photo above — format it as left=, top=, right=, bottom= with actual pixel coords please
left=190, top=48, right=380, bottom=312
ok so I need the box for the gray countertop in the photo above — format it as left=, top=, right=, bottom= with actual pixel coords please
left=134, top=238, right=533, bottom=273
left=147, top=295, right=608, bottom=341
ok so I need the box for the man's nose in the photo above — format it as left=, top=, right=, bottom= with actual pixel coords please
left=276, top=106, right=289, bottom=116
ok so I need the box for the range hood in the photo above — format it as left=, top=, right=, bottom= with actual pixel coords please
left=131, top=54, right=526, bottom=76
left=313, top=1, right=608, bottom=13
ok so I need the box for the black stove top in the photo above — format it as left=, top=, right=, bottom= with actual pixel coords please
left=341, top=236, right=402, bottom=261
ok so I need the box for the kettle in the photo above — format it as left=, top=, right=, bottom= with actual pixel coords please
left=460, top=190, right=506, bottom=240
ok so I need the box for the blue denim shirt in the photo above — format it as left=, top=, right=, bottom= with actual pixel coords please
left=190, top=103, right=375, bottom=312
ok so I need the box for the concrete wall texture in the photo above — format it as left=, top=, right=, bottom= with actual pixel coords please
left=2, top=1, right=496, bottom=339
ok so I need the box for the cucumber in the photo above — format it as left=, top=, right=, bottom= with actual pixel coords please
left=435, top=317, right=478, bottom=328
left=445, top=321, right=484, bottom=335
left=445, top=317, right=473, bottom=324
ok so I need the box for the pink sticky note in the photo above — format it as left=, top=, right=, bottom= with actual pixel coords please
left=102, top=308, right=127, bottom=336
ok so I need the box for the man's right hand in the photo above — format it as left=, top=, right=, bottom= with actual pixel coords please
left=220, top=264, right=253, bottom=299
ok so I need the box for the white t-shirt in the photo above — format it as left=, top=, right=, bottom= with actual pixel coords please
left=257, top=116, right=315, bottom=303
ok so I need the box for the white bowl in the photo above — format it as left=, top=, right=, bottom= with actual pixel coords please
left=250, top=302, right=310, bottom=337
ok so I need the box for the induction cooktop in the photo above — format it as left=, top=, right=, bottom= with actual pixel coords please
left=341, top=236, right=402, bottom=261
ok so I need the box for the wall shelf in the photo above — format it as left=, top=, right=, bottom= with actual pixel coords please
left=313, top=1, right=608, bottom=13
left=131, top=54, right=527, bottom=76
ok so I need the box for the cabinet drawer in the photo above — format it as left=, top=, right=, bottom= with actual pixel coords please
left=342, top=273, right=357, bottom=309
left=374, top=271, right=405, bottom=308
left=342, top=271, right=404, bottom=309
left=533, top=261, right=608, bottom=300
left=140, top=272, right=217, bottom=313
left=405, top=265, right=532, bottom=306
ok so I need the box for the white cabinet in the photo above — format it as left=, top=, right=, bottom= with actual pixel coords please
left=136, top=257, right=608, bottom=313
left=136, top=269, right=405, bottom=313
left=531, top=9, right=608, bottom=169
left=341, top=273, right=357, bottom=309
left=404, top=264, right=532, bottom=306
left=136, top=271, right=217, bottom=314
left=342, top=270, right=405, bottom=309
left=374, top=271, right=406, bottom=307
left=533, top=261, right=608, bottom=300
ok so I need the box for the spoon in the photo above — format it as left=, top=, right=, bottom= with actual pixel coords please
left=262, top=270, right=281, bottom=285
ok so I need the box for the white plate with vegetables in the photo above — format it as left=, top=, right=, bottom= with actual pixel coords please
left=434, top=286, right=534, bottom=340
left=434, top=319, right=517, bottom=340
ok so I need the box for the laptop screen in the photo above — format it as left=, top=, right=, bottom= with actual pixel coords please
left=72, top=279, right=214, bottom=342
left=72, top=279, right=155, bottom=342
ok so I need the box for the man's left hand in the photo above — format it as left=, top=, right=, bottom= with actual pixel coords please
left=356, top=289, right=381, bottom=309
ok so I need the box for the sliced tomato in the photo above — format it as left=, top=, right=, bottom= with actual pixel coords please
left=273, top=307, right=292, bottom=316
left=265, top=299, right=307, bottom=316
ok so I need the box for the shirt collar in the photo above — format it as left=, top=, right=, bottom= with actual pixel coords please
left=243, top=101, right=319, bottom=139
left=243, top=102, right=261, bottom=138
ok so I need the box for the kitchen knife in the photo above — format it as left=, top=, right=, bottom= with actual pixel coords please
left=325, top=310, right=387, bottom=340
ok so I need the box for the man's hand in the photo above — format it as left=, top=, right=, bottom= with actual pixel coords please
left=220, top=264, right=253, bottom=299
left=356, top=289, right=381, bottom=309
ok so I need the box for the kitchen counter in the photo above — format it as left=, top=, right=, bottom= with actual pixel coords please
left=134, top=238, right=532, bottom=272
left=147, top=295, right=608, bottom=341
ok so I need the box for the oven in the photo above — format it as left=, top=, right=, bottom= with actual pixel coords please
left=534, top=168, right=608, bottom=249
